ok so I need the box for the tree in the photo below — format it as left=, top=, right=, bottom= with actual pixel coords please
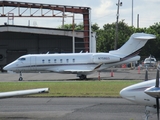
left=58, top=23, right=84, bottom=30
left=91, top=23, right=100, bottom=32
left=115, top=21, right=134, bottom=48
left=140, top=22, right=160, bottom=59
left=96, top=21, right=134, bottom=52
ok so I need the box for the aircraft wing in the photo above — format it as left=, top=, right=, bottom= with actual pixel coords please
left=48, top=63, right=102, bottom=73
left=0, top=88, right=49, bottom=98
left=64, top=63, right=102, bottom=72
left=64, top=69, right=92, bottom=72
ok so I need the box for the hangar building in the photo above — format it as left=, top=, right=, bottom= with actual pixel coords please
left=0, top=1, right=96, bottom=70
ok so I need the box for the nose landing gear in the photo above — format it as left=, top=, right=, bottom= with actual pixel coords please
left=19, top=71, right=23, bottom=81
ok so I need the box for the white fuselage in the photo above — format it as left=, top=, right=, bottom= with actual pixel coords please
left=120, top=80, right=157, bottom=107
left=3, top=53, right=139, bottom=74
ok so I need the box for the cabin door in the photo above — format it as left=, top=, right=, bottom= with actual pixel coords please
left=30, top=56, right=36, bottom=71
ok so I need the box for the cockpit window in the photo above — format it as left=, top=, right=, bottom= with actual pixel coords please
left=18, top=58, right=26, bottom=61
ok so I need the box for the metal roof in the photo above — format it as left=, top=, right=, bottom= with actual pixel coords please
left=0, top=1, right=90, bottom=16
left=0, top=25, right=84, bottom=38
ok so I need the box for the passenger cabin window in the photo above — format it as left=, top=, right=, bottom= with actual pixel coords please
left=73, top=59, right=75, bottom=63
left=66, top=59, right=69, bottom=63
left=48, top=59, right=51, bottom=63
left=60, top=59, right=62, bottom=63
left=42, top=59, right=45, bottom=63
left=54, top=59, right=56, bottom=63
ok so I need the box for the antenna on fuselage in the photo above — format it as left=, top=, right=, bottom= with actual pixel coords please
left=46, top=51, right=50, bottom=54
left=80, top=50, right=83, bottom=53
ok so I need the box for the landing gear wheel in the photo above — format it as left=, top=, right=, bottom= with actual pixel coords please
left=19, top=71, right=23, bottom=81
left=144, top=109, right=151, bottom=120
left=19, top=77, right=23, bottom=81
left=79, top=75, right=87, bottom=80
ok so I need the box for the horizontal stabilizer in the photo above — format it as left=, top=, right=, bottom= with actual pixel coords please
left=134, top=36, right=156, bottom=40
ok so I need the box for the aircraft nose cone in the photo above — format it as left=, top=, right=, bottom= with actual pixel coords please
left=3, top=63, right=13, bottom=71
left=3, top=65, right=9, bottom=71
left=120, top=88, right=127, bottom=98
left=3, top=60, right=17, bottom=71
left=120, top=88, right=136, bottom=101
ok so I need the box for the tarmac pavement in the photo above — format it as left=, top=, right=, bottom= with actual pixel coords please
left=0, top=68, right=157, bottom=81
left=0, top=98, right=157, bottom=120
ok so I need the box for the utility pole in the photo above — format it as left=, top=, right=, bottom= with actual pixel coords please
left=72, top=13, right=75, bottom=53
left=132, top=0, right=133, bottom=26
left=137, top=14, right=139, bottom=28
left=114, top=0, right=122, bottom=50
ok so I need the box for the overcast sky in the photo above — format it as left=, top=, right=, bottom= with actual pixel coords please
left=1, top=0, right=160, bottom=28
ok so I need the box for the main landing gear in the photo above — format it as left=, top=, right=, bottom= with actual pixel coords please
left=144, top=109, right=151, bottom=120
left=19, top=71, right=23, bottom=81
left=79, top=74, right=87, bottom=80
left=144, top=106, right=156, bottom=120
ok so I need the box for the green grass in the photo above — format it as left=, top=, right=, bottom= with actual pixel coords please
left=0, top=80, right=141, bottom=97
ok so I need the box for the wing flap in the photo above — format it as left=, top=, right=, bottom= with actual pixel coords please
left=48, top=64, right=103, bottom=73
left=64, top=69, right=92, bottom=72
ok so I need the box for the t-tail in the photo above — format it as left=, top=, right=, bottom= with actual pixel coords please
left=109, top=33, right=156, bottom=58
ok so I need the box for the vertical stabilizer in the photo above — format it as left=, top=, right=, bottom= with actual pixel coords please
left=109, top=33, right=156, bottom=57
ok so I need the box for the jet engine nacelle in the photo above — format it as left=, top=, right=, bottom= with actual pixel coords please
left=92, top=54, right=120, bottom=63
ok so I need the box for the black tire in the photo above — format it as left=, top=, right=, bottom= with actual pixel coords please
left=79, top=75, right=87, bottom=80
left=19, top=77, right=23, bottom=81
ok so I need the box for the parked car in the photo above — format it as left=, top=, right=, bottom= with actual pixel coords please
left=144, top=55, right=157, bottom=67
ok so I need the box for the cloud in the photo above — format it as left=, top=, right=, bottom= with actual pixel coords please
left=133, top=0, right=160, bottom=27
left=143, top=0, right=160, bottom=3
left=1, top=0, right=159, bottom=28
left=93, top=0, right=114, bottom=17
left=90, top=0, right=117, bottom=27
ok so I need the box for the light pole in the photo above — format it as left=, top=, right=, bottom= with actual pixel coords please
left=72, top=13, right=75, bottom=53
left=114, top=0, right=122, bottom=50
left=132, top=0, right=133, bottom=26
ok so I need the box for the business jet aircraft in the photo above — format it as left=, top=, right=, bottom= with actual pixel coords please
left=120, top=70, right=160, bottom=120
left=3, top=33, right=156, bottom=80
left=0, top=88, right=49, bottom=98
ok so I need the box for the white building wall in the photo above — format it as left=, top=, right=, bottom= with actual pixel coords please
left=90, top=32, right=96, bottom=53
